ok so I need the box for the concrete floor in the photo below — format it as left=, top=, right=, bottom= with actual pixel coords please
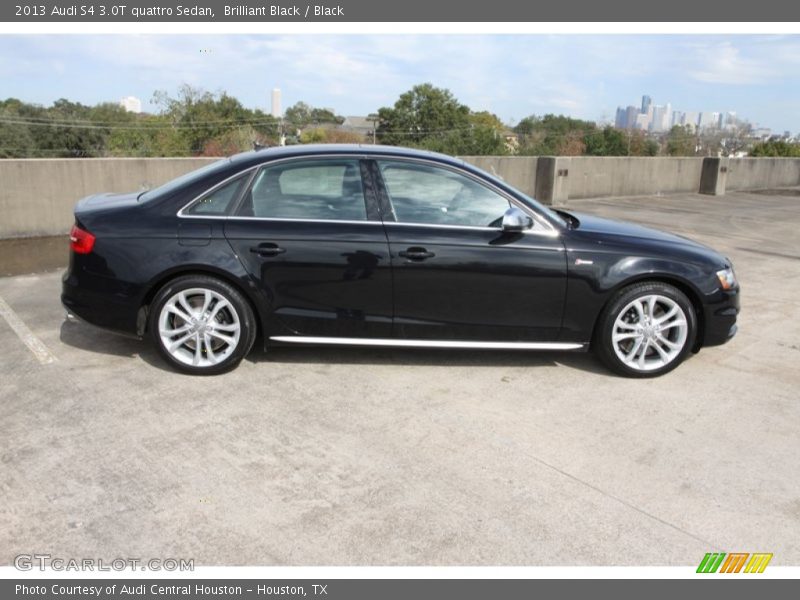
left=0, top=190, right=798, bottom=566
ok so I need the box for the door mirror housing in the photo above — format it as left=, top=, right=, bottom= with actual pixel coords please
left=501, top=206, right=534, bottom=232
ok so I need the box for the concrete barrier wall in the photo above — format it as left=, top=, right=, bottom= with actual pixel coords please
left=566, top=157, right=704, bottom=199
left=727, top=158, right=800, bottom=191
left=1, top=156, right=799, bottom=238
left=0, top=158, right=218, bottom=238
left=459, top=156, right=539, bottom=197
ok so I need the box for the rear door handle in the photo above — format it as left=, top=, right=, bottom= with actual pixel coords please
left=250, top=243, right=286, bottom=257
left=398, top=247, right=435, bottom=260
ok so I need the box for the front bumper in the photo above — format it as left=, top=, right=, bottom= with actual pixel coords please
left=701, top=286, right=740, bottom=347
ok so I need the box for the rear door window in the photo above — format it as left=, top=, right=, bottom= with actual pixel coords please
left=237, top=159, right=368, bottom=221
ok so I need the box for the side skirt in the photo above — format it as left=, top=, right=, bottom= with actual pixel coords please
left=269, top=336, right=585, bottom=351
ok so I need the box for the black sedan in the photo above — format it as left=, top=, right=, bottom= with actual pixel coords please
left=62, top=145, right=739, bottom=377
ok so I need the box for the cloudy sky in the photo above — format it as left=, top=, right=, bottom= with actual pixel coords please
left=2, top=34, right=799, bottom=132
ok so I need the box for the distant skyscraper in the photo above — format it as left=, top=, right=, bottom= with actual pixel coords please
left=271, top=88, right=282, bottom=118
left=650, top=104, right=671, bottom=132
left=625, top=105, right=639, bottom=129
left=641, top=95, right=652, bottom=115
left=119, top=96, right=142, bottom=113
left=698, top=112, right=719, bottom=130
left=615, top=107, right=627, bottom=129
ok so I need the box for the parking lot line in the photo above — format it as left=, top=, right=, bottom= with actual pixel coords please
left=0, top=292, right=57, bottom=364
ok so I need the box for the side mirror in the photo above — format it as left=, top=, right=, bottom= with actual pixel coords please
left=501, top=206, right=534, bottom=232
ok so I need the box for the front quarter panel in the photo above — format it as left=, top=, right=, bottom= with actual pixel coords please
left=559, top=230, right=725, bottom=344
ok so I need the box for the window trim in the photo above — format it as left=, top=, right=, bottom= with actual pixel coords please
left=370, top=157, right=558, bottom=237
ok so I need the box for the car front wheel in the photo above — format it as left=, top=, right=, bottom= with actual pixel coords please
left=595, top=281, right=697, bottom=377
left=149, top=275, right=256, bottom=375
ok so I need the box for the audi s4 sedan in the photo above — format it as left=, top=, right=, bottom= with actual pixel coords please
left=62, top=144, right=739, bottom=377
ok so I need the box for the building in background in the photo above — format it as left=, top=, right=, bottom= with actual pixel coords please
left=641, top=95, right=652, bottom=116
left=271, top=88, right=282, bottom=118
left=119, top=96, right=142, bottom=113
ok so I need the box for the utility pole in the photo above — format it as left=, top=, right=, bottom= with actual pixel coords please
left=366, top=113, right=379, bottom=144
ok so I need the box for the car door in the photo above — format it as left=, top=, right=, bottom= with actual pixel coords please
left=224, top=157, right=393, bottom=338
left=372, top=158, right=567, bottom=342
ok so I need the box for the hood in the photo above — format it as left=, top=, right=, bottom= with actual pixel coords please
left=568, top=211, right=712, bottom=250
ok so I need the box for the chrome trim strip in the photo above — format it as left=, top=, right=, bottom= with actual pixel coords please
left=269, top=336, right=584, bottom=350
left=380, top=220, right=560, bottom=238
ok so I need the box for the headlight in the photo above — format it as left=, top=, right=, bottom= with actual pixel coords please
left=716, top=267, right=737, bottom=290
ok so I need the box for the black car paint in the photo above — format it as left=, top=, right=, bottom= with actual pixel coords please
left=62, top=145, right=739, bottom=351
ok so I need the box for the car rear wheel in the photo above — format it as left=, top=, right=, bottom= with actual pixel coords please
left=595, top=281, right=696, bottom=377
left=149, top=275, right=256, bottom=375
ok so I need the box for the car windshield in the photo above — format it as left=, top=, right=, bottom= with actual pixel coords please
left=138, top=158, right=231, bottom=202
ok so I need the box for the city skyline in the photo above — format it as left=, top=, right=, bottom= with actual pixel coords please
left=614, top=94, right=749, bottom=134
left=1, top=34, right=799, bottom=134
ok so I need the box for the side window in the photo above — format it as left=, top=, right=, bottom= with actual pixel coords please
left=378, top=161, right=510, bottom=228
left=184, top=172, right=248, bottom=216
left=237, top=159, right=367, bottom=221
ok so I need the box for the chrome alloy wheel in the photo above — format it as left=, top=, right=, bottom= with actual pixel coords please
left=157, top=288, right=241, bottom=368
left=611, top=294, right=689, bottom=372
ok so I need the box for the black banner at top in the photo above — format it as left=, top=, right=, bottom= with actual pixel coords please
left=3, top=0, right=800, bottom=22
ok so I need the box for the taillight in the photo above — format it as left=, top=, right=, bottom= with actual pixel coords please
left=69, top=224, right=95, bottom=255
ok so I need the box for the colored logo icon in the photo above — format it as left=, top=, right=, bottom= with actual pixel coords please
left=697, top=553, right=773, bottom=573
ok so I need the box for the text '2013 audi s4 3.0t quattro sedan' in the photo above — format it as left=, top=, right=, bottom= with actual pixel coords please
left=62, top=145, right=740, bottom=377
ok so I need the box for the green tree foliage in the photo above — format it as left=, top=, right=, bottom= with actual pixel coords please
left=514, top=114, right=597, bottom=155
left=584, top=127, right=629, bottom=156
left=749, top=139, right=800, bottom=157
left=152, top=85, right=279, bottom=155
left=284, top=101, right=344, bottom=133
left=0, top=86, right=280, bottom=158
left=376, top=84, right=508, bottom=155
left=666, top=125, right=696, bottom=156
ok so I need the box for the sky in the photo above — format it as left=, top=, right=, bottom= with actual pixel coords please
left=1, top=34, right=799, bottom=133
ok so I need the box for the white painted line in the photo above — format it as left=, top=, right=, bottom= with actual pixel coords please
left=0, top=293, right=57, bottom=365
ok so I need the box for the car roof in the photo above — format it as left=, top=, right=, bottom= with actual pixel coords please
left=226, top=144, right=469, bottom=170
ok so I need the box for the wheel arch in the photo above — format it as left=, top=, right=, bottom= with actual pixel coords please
left=136, top=265, right=264, bottom=341
left=591, top=273, right=706, bottom=351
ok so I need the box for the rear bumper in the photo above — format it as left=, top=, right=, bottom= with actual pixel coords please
left=61, top=268, right=142, bottom=338
left=701, top=286, right=740, bottom=347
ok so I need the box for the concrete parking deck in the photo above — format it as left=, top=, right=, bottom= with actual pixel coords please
left=1, top=190, right=799, bottom=566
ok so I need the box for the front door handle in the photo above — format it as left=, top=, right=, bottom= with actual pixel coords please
left=250, top=243, right=286, bottom=257
left=398, top=247, right=435, bottom=260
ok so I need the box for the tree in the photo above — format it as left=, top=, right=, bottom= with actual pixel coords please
left=514, top=114, right=597, bottom=155
left=377, top=83, right=471, bottom=148
left=748, top=139, right=800, bottom=157
left=284, top=101, right=344, bottom=132
left=584, top=126, right=628, bottom=156
left=628, top=131, right=659, bottom=156
left=152, top=85, right=279, bottom=155
left=666, top=125, right=696, bottom=156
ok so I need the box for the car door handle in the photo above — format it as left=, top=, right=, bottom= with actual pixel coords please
left=250, top=243, right=286, bottom=257
left=398, top=247, right=435, bottom=260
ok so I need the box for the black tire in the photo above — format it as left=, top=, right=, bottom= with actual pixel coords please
left=594, top=281, right=697, bottom=378
left=148, top=274, right=256, bottom=375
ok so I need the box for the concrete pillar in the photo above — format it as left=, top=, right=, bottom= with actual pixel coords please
left=699, top=157, right=730, bottom=196
left=534, top=156, right=571, bottom=206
